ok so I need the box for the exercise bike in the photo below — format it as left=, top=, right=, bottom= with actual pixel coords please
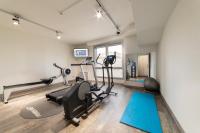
left=62, top=52, right=117, bottom=126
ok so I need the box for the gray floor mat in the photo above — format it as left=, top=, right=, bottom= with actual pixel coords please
left=20, top=98, right=63, bottom=119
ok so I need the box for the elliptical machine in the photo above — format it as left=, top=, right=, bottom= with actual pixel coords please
left=96, top=52, right=117, bottom=95
left=62, top=52, right=117, bottom=126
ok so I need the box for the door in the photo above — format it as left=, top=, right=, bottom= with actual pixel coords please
left=138, top=54, right=150, bottom=77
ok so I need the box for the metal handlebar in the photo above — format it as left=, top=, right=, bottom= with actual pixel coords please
left=96, top=54, right=103, bottom=65
left=53, top=63, right=63, bottom=70
left=97, top=52, right=117, bottom=66
left=112, top=52, right=117, bottom=64
left=71, top=64, right=93, bottom=66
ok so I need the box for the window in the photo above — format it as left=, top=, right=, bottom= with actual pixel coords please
left=94, top=43, right=123, bottom=78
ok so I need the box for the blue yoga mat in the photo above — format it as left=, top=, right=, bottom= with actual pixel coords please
left=120, top=92, right=162, bottom=133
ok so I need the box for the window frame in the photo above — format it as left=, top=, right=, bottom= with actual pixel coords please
left=93, top=41, right=124, bottom=79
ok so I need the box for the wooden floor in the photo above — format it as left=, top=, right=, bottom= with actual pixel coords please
left=0, top=84, right=180, bottom=133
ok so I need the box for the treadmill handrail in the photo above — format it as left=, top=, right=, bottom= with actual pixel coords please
left=71, top=63, right=93, bottom=66
left=96, top=54, right=103, bottom=65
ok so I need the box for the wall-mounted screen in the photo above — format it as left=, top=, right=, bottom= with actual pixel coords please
left=74, top=49, right=88, bottom=57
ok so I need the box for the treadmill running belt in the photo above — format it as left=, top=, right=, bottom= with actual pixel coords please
left=46, top=87, right=71, bottom=104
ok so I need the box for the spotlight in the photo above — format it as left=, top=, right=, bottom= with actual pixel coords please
left=56, top=31, right=61, bottom=40
left=96, top=10, right=103, bottom=19
left=12, top=16, right=20, bottom=25
left=57, top=35, right=61, bottom=40
left=116, top=31, right=121, bottom=35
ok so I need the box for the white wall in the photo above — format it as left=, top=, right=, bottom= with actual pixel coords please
left=158, top=0, right=200, bottom=132
left=0, top=26, right=74, bottom=94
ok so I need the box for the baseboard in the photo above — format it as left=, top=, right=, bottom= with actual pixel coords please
left=160, top=94, right=185, bottom=133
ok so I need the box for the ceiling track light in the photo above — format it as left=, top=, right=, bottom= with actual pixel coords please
left=0, top=8, right=62, bottom=40
left=59, top=0, right=85, bottom=15
left=56, top=31, right=61, bottom=40
left=96, top=10, right=103, bottom=19
left=12, top=16, right=20, bottom=25
left=95, top=0, right=121, bottom=35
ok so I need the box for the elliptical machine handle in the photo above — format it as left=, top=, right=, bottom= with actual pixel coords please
left=96, top=54, right=103, bottom=65
left=112, top=52, right=117, bottom=64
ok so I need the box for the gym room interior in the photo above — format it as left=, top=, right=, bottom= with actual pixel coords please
left=0, top=0, right=199, bottom=133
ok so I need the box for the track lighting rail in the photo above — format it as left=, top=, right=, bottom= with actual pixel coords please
left=0, top=8, right=62, bottom=39
left=95, top=0, right=120, bottom=34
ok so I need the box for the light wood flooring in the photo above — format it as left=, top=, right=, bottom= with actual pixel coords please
left=0, top=84, right=180, bottom=133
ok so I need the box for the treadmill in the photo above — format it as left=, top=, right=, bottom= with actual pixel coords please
left=71, top=57, right=101, bottom=91
left=46, top=86, right=71, bottom=104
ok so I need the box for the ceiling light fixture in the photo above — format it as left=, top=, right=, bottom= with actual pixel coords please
left=96, top=10, right=103, bottom=19
left=56, top=31, right=61, bottom=40
left=12, top=16, right=20, bottom=25
left=95, top=0, right=121, bottom=35
left=0, top=9, right=63, bottom=40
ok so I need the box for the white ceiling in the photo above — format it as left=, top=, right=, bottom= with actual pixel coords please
left=0, top=0, right=134, bottom=45
left=131, top=0, right=178, bottom=45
